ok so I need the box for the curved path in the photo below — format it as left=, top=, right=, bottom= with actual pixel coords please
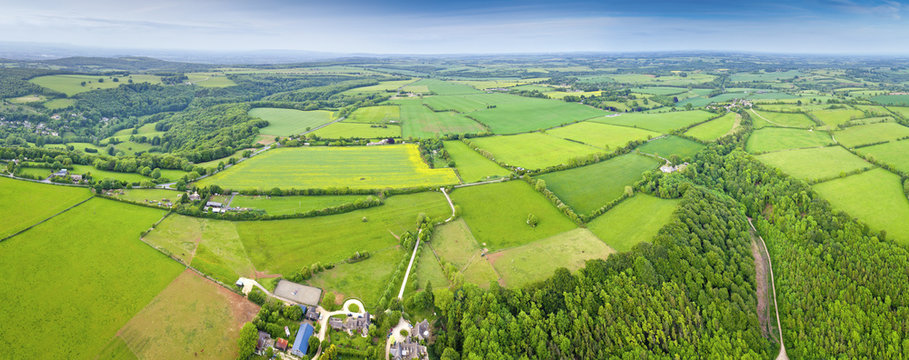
left=440, top=187, right=456, bottom=223
left=747, top=218, right=788, bottom=360
left=311, top=298, right=367, bottom=359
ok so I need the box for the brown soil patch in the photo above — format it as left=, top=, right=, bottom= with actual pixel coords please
left=334, top=292, right=345, bottom=305
left=257, top=135, right=276, bottom=145
left=255, top=271, right=281, bottom=279
left=210, top=272, right=261, bottom=329
left=485, top=251, right=504, bottom=266
left=751, top=237, right=772, bottom=339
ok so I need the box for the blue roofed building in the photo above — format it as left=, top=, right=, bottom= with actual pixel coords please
left=290, top=323, right=315, bottom=357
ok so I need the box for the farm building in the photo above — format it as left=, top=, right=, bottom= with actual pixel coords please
left=256, top=331, right=272, bottom=353
left=290, top=323, right=315, bottom=357
left=415, top=320, right=431, bottom=340
left=275, top=338, right=288, bottom=351
left=343, top=312, right=371, bottom=336
left=273, top=280, right=322, bottom=305
left=390, top=337, right=427, bottom=360
left=300, top=305, right=320, bottom=321
left=329, top=317, right=344, bottom=331
left=52, top=168, right=68, bottom=177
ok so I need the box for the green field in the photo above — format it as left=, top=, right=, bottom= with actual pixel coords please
left=469, top=133, right=602, bottom=170
left=249, top=108, right=335, bottom=136
left=587, top=194, right=679, bottom=252
left=421, top=93, right=505, bottom=113
left=313, top=122, right=401, bottom=139
left=856, top=140, right=909, bottom=173
left=594, top=110, right=715, bottom=133
left=70, top=164, right=153, bottom=184
left=544, top=90, right=602, bottom=99
left=886, top=106, right=909, bottom=118
left=16, top=166, right=52, bottom=179
left=631, top=86, right=688, bottom=95
left=143, top=214, right=206, bottom=264
left=44, top=98, right=77, bottom=109
left=410, top=79, right=483, bottom=95
left=684, top=113, right=738, bottom=141
left=0, top=177, right=91, bottom=238
left=871, top=94, right=909, bottom=106
left=449, top=181, right=577, bottom=251
left=546, top=121, right=661, bottom=150
left=230, top=194, right=373, bottom=215
left=468, top=96, right=607, bottom=134
left=112, top=188, right=182, bottom=206
left=538, top=154, right=660, bottom=215
left=730, top=70, right=802, bottom=82
left=755, top=146, right=873, bottom=181
left=833, top=122, right=909, bottom=148
left=489, top=228, right=614, bottom=288
left=746, top=128, right=834, bottom=153
left=308, top=247, right=404, bottom=308
left=0, top=198, right=183, bottom=359
left=344, top=105, right=401, bottom=124
left=636, top=136, right=705, bottom=159
left=186, top=72, right=237, bottom=87
left=750, top=110, right=816, bottom=129
left=198, top=145, right=459, bottom=190
left=8, top=94, right=45, bottom=103
left=29, top=74, right=162, bottom=96
left=409, top=245, right=451, bottom=294
left=393, top=98, right=486, bottom=138
left=810, top=109, right=866, bottom=128
left=443, top=140, right=511, bottom=182
left=342, top=79, right=416, bottom=94
left=814, top=168, right=909, bottom=244
left=579, top=73, right=716, bottom=86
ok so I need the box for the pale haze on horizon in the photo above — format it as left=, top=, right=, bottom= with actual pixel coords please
left=0, top=0, right=907, bottom=55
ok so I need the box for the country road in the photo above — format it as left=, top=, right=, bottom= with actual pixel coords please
left=747, top=217, right=788, bottom=360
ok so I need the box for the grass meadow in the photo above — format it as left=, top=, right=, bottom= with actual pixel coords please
left=636, top=136, right=705, bottom=159
left=410, top=79, right=483, bottom=95
left=833, top=122, right=909, bottom=148
left=594, top=110, right=715, bottom=133
left=469, top=133, right=602, bottom=170
left=29, top=74, right=162, bottom=96
left=248, top=108, right=334, bottom=136
left=684, top=113, right=739, bottom=141
left=422, top=93, right=506, bottom=113
left=746, top=128, right=834, bottom=153
left=546, top=121, right=662, bottom=150
left=0, top=178, right=91, bottom=238
left=468, top=96, right=607, bottom=134
left=429, top=219, right=500, bottom=288
left=407, top=245, right=451, bottom=298
left=810, top=109, right=866, bottom=128
left=814, top=168, right=909, bottom=244
left=307, top=247, right=404, bottom=309
left=538, top=153, right=660, bottom=215
left=856, top=140, right=909, bottom=173
left=885, top=106, right=909, bottom=118
left=443, top=140, right=511, bottom=182
left=751, top=110, right=816, bottom=129
left=44, top=98, right=77, bottom=109
left=342, top=79, right=416, bottom=94
left=394, top=99, right=486, bottom=138
left=313, top=122, right=401, bottom=139
left=586, top=194, right=679, bottom=252
left=185, top=72, right=236, bottom=87
left=230, top=194, right=372, bottom=215
left=344, top=105, right=401, bottom=123
left=756, top=146, right=873, bottom=181
left=489, top=228, right=614, bottom=288
left=113, top=188, right=183, bottom=205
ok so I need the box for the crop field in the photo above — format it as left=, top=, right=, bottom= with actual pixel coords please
left=231, top=194, right=372, bottom=215
left=538, top=154, right=660, bottom=215
left=489, top=228, right=614, bottom=288
left=409, top=79, right=482, bottom=95
left=113, top=270, right=259, bottom=360
left=636, top=136, right=704, bottom=159
left=814, top=168, right=909, bottom=244
left=313, top=122, right=400, bottom=139
left=586, top=194, right=679, bottom=252
left=856, top=140, right=909, bottom=173
left=469, top=133, right=602, bottom=170
left=344, top=105, right=400, bottom=124
left=746, top=128, right=833, bottom=153
left=810, top=109, right=866, bottom=128
left=451, top=78, right=548, bottom=90
left=594, top=110, right=715, bottom=133
left=755, top=146, right=873, bottom=181
left=684, top=113, right=738, bottom=141
left=546, top=121, right=661, bottom=150
left=248, top=108, right=334, bottom=136
left=631, top=86, right=688, bottom=95
left=394, top=99, right=486, bottom=138
left=185, top=72, right=236, bottom=87
left=43, top=98, right=76, bottom=109
left=342, top=79, right=416, bottom=94
left=0, top=178, right=91, bottom=238
left=443, top=140, right=511, bottom=182
left=469, top=96, right=607, bottom=134
left=29, top=74, right=162, bottom=96
left=871, top=94, right=909, bottom=106
left=450, top=181, right=577, bottom=251
left=307, top=247, right=404, bottom=308
left=750, top=110, right=816, bottom=128
left=236, top=191, right=450, bottom=275
left=198, top=145, right=459, bottom=190
left=0, top=199, right=182, bottom=359
left=834, top=122, right=909, bottom=148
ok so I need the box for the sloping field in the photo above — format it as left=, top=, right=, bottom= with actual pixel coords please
left=810, top=108, right=866, bottom=128
left=594, top=110, right=715, bottom=133
left=546, top=121, right=661, bottom=150
left=746, top=128, right=833, bottom=153
left=394, top=99, right=486, bottom=138
left=587, top=194, right=679, bottom=252
left=489, top=228, right=614, bottom=288
left=344, top=105, right=400, bottom=124
left=249, top=108, right=334, bottom=136
left=410, top=79, right=483, bottom=95
left=0, top=198, right=182, bottom=359
left=886, top=106, right=909, bottom=118
left=631, top=86, right=688, bottom=95
left=833, top=122, right=909, bottom=148
left=185, top=72, right=236, bottom=87
left=313, top=122, right=401, bottom=139
left=0, top=178, right=91, bottom=238
left=814, top=168, right=909, bottom=244
left=538, top=153, right=660, bottom=215
left=307, top=247, right=403, bottom=308
left=469, top=133, right=602, bottom=170
left=443, top=140, right=511, bottom=182
left=230, top=194, right=373, bottom=215
left=342, top=79, right=415, bottom=94
left=750, top=110, right=816, bottom=129
left=430, top=219, right=483, bottom=268
left=636, top=136, right=705, bottom=159
left=450, top=181, right=576, bottom=251
left=29, top=74, right=162, bottom=96
left=756, top=146, right=873, bottom=181
left=856, top=140, right=909, bottom=173
left=422, top=93, right=507, bottom=113
left=872, top=94, right=909, bottom=106
left=197, top=145, right=459, bottom=190
left=468, top=96, right=607, bottom=134
left=684, top=113, right=739, bottom=141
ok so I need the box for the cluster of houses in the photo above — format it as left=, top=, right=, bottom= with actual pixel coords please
left=49, top=168, right=83, bottom=183
left=254, top=305, right=321, bottom=358
left=389, top=320, right=432, bottom=360
left=328, top=312, right=372, bottom=336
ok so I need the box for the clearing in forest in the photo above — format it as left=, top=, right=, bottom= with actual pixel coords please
left=468, top=133, right=603, bottom=170
left=586, top=194, right=679, bottom=252
left=489, top=228, right=614, bottom=288
left=546, top=121, right=662, bottom=150
left=814, top=168, right=909, bottom=244
left=746, top=128, right=834, bottom=153
left=538, top=154, right=661, bottom=215
left=443, top=140, right=511, bottom=182
left=249, top=108, right=335, bottom=136
left=29, top=74, right=162, bottom=96
left=593, top=110, right=715, bottom=133
left=755, top=146, right=873, bottom=182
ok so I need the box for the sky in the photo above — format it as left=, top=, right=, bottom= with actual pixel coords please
left=0, top=0, right=907, bottom=55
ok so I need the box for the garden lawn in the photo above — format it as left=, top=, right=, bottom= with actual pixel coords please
left=750, top=110, right=815, bottom=129
left=489, top=228, right=614, bottom=288
left=684, top=113, right=739, bottom=141
left=313, top=123, right=401, bottom=139
left=230, top=194, right=374, bottom=215
left=814, top=168, right=909, bottom=244
left=636, top=136, right=705, bottom=159
left=469, top=133, right=602, bottom=170
left=469, top=96, right=607, bottom=134
left=0, top=177, right=91, bottom=238
left=856, top=140, right=909, bottom=173
left=746, top=128, right=834, bottom=153
left=197, top=145, right=459, bottom=190
left=833, top=122, right=909, bottom=148
left=249, top=108, right=334, bottom=136
left=29, top=74, right=161, bottom=96
left=587, top=194, right=679, bottom=252
left=546, top=121, right=662, bottom=150
left=0, top=198, right=182, bottom=360
left=443, top=140, right=511, bottom=182
left=449, top=181, right=576, bottom=251
left=393, top=99, right=486, bottom=138
left=344, top=105, right=400, bottom=124
left=594, top=110, right=715, bottom=133
left=538, top=154, right=661, bottom=215
left=755, top=146, right=873, bottom=182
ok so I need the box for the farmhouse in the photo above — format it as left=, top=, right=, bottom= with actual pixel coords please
left=390, top=337, right=427, bottom=360
left=275, top=338, right=288, bottom=352
left=256, top=331, right=273, bottom=353
left=51, top=168, right=68, bottom=177
left=329, top=317, right=344, bottom=331
left=343, top=312, right=371, bottom=336
left=290, top=323, right=315, bottom=357
left=302, top=305, right=320, bottom=321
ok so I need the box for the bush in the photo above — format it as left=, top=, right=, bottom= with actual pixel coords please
left=248, top=288, right=267, bottom=305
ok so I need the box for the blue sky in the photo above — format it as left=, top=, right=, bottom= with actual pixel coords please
left=0, top=0, right=906, bottom=54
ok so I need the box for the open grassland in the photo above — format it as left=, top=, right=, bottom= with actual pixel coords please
left=111, top=123, right=162, bottom=137
left=249, top=108, right=334, bottom=136
left=8, top=94, right=45, bottom=103
left=30, top=74, right=162, bottom=96
left=587, top=194, right=679, bottom=252
left=0, top=199, right=182, bottom=360
left=469, top=133, right=602, bottom=170
left=113, top=188, right=182, bottom=205
left=751, top=110, right=816, bottom=129
left=144, top=214, right=204, bottom=264
left=307, top=247, right=404, bottom=309
left=237, top=192, right=449, bottom=275
left=410, top=79, right=482, bottom=95
left=185, top=72, right=236, bottom=87
left=430, top=219, right=483, bottom=268
left=115, top=270, right=259, bottom=360
left=0, top=178, right=91, bottom=238
left=756, top=146, right=873, bottom=181
left=411, top=246, right=450, bottom=292
left=636, top=136, right=705, bottom=159
left=198, top=145, right=459, bottom=190
left=394, top=99, right=486, bottom=138
left=814, top=168, right=909, bottom=244
left=594, top=110, right=715, bottom=133
left=544, top=90, right=603, bottom=99
left=856, top=140, right=909, bottom=173
left=886, top=106, right=909, bottom=118
left=810, top=108, right=866, bottom=128
left=730, top=70, right=802, bottom=82
left=684, top=113, right=739, bottom=141
left=444, top=140, right=511, bottom=182
left=421, top=93, right=505, bottom=113
left=579, top=73, right=716, bottom=86
left=451, top=78, right=547, bottom=90
left=449, top=181, right=576, bottom=251
left=44, top=98, right=77, bottom=109
left=833, top=122, right=909, bottom=148
left=70, top=164, right=152, bottom=183
left=469, top=96, right=607, bottom=134
left=313, top=122, right=400, bottom=139
left=746, top=128, right=834, bottom=153
left=230, top=194, right=372, bottom=215
left=489, top=228, right=614, bottom=288
left=538, top=154, right=660, bottom=215
left=847, top=116, right=894, bottom=125
left=631, top=86, right=688, bottom=95
left=546, top=121, right=662, bottom=150
left=344, top=105, right=400, bottom=124
left=872, top=94, right=909, bottom=106
left=852, top=104, right=893, bottom=116
left=342, top=79, right=415, bottom=94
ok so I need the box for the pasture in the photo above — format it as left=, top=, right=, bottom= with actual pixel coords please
left=0, top=198, right=182, bottom=359
left=44, top=98, right=76, bottom=109
left=833, top=122, right=909, bottom=148
left=113, top=188, right=182, bottom=205
left=886, top=106, right=909, bottom=118
left=746, top=128, right=833, bottom=153
left=469, top=133, right=602, bottom=170
left=410, top=246, right=450, bottom=292
left=810, top=108, right=866, bottom=128
left=186, top=72, right=237, bottom=87
left=307, top=247, right=404, bottom=308
left=750, top=110, right=816, bottom=129
left=684, top=113, right=739, bottom=141
left=342, top=79, right=416, bottom=94
left=0, top=177, right=91, bottom=239
left=394, top=99, right=486, bottom=138
left=421, top=93, right=504, bottom=113
left=856, top=140, right=909, bottom=174
left=8, top=94, right=45, bottom=103
left=586, top=194, right=679, bottom=252
left=409, top=79, right=482, bottom=95
left=755, top=146, right=873, bottom=181
left=430, top=219, right=483, bottom=268
left=814, top=168, right=909, bottom=244
left=545, top=90, right=602, bottom=99
left=489, top=228, right=614, bottom=288
left=636, top=136, right=705, bottom=159
left=730, top=70, right=802, bottom=82
left=230, top=194, right=373, bottom=215
left=443, top=140, right=511, bottom=182
left=871, top=94, right=909, bottom=106
left=70, top=164, right=153, bottom=183
left=631, top=86, right=688, bottom=95
left=248, top=108, right=334, bottom=136
left=546, top=121, right=661, bottom=150
left=197, top=145, right=459, bottom=190
left=449, top=181, right=577, bottom=251
left=469, top=96, right=607, bottom=134
left=344, top=105, right=400, bottom=124
left=594, top=110, right=715, bottom=133
left=29, top=74, right=161, bottom=96
left=538, top=154, right=660, bottom=215
left=15, top=166, right=52, bottom=178
left=579, top=73, right=716, bottom=86
left=313, top=122, right=400, bottom=139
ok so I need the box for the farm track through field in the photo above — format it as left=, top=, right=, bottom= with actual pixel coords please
left=747, top=217, right=788, bottom=360
left=0, top=195, right=94, bottom=242
left=751, top=108, right=786, bottom=127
